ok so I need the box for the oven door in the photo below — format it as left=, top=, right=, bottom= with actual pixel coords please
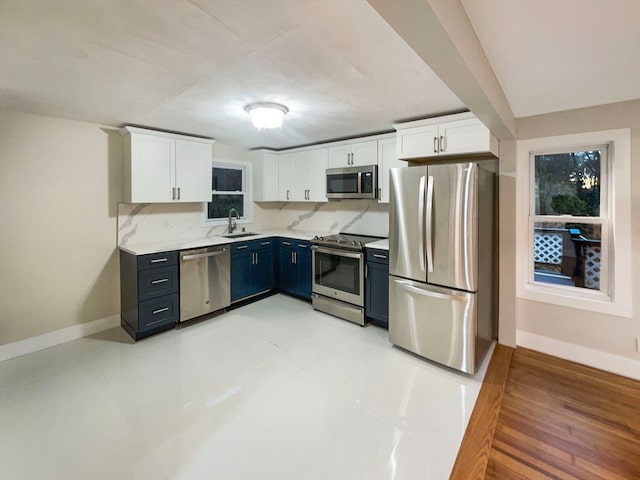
left=312, top=246, right=364, bottom=306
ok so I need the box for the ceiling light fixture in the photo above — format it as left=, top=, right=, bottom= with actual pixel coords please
left=245, top=102, right=288, bottom=130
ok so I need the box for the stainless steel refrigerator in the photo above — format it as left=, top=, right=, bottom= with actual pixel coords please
left=388, top=161, right=496, bottom=374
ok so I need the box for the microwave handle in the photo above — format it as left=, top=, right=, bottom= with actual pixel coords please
left=357, top=171, right=362, bottom=194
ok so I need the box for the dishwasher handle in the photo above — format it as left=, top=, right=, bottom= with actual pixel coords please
left=181, top=248, right=227, bottom=261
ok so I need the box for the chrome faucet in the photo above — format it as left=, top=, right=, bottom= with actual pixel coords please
left=228, top=208, right=239, bottom=234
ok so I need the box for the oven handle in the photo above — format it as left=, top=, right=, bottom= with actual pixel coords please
left=311, top=245, right=364, bottom=259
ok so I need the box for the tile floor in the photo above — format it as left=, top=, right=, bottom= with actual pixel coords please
left=0, top=294, right=490, bottom=480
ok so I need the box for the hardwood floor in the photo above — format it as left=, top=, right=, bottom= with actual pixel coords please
left=452, top=346, right=640, bottom=480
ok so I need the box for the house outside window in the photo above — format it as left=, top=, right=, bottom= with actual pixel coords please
left=205, top=162, right=251, bottom=224
left=515, top=129, right=631, bottom=318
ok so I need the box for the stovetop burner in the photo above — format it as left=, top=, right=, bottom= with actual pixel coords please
left=311, top=233, right=382, bottom=250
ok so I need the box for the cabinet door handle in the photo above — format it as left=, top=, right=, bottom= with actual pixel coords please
left=172, top=187, right=176, bottom=200
left=378, top=188, right=381, bottom=199
left=373, top=254, right=387, bottom=259
left=433, top=137, right=438, bottom=153
left=152, top=307, right=169, bottom=315
left=151, top=278, right=169, bottom=284
left=291, top=251, right=294, bottom=264
left=294, top=251, right=297, bottom=264
left=150, top=258, right=168, bottom=263
left=287, top=189, right=290, bottom=200
left=255, top=252, right=259, bottom=265
left=439, top=135, right=445, bottom=152
left=365, top=264, right=368, bottom=279
left=177, top=187, right=181, bottom=200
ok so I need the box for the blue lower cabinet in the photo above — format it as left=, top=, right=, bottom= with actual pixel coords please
left=230, top=239, right=275, bottom=303
left=120, top=250, right=179, bottom=341
left=278, top=239, right=312, bottom=300
left=365, top=248, right=389, bottom=328
left=296, top=246, right=312, bottom=299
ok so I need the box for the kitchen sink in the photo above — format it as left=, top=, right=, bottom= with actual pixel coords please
left=221, top=232, right=260, bottom=239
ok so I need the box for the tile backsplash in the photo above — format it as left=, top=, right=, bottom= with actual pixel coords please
left=117, top=200, right=389, bottom=246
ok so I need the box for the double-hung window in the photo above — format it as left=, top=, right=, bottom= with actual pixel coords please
left=531, top=147, right=608, bottom=294
left=516, top=129, right=631, bottom=318
left=206, top=163, right=250, bottom=223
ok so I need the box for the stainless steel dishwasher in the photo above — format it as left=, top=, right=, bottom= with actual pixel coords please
left=179, top=245, right=230, bottom=322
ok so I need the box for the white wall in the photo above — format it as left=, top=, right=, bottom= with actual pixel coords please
left=0, top=110, right=122, bottom=345
left=514, top=100, right=640, bottom=375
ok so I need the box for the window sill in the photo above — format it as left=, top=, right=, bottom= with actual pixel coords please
left=518, top=282, right=631, bottom=318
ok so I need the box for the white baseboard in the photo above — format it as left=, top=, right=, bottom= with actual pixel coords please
left=0, top=314, right=121, bottom=363
left=516, top=330, right=640, bottom=380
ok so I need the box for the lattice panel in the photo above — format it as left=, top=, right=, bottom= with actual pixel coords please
left=585, top=246, right=601, bottom=289
left=534, top=233, right=563, bottom=265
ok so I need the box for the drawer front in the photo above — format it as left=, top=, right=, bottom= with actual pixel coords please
left=366, top=248, right=389, bottom=264
left=138, top=251, right=178, bottom=270
left=138, top=294, right=178, bottom=331
left=231, top=241, right=255, bottom=254
left=256, top=238, right=273, bottom=250
left=294, top=240, right=311, bottom=251
left=138, top=266, right=178, bottom=301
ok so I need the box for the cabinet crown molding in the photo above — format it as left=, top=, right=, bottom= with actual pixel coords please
left=393, top=111, right=476, bottom=131
left=120, top=126, right=215, bottom=144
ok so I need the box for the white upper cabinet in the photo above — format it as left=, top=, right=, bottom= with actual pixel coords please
left=279, top=148, right=328, bottom=202
left=377, top=138, right=404, bottom=204
left=121, top=126, right=214, bottom=203
left=278, top=152, right=294, bottom=201
left=252, top=150, right=279, bottom=202
left=292, top=148, right=328, bottom=202
left=394, top=112, right=498, bottom=160
left=328, top=140, right=378, bottom=168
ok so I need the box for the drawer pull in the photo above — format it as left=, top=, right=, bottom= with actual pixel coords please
left=150, top=258, right=168, bottom=263
left=282, top=241, right=292, bottom=246
left=236, top=245, right=248, bottom=250
left=373, top=254, right=387, bottom=259
left=151, top=278, right=169, bottom=284
left=152, top=307, right=169, bottom=314
left=261, top=241, right=270, bottom=246
left=146, top=318, right=168, bottom=327
left=297, top=244, right=308, bottom=248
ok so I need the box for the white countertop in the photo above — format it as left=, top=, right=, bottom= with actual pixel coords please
left=366, top=239, right=389, bottom=250
left=119, top=229, right=325, bottom=255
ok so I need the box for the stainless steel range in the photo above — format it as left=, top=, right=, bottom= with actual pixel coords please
left=311, top=233, right=382, bottom=326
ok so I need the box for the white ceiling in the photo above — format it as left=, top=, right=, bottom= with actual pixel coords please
left=461, top=0, right=640, bottom=118
left=2, top=1, right=638, bottom=148
left=0, top=0, right=466, bottom=149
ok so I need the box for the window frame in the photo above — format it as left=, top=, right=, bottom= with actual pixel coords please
left=528, top=144, right=610, bottom=298
left=515, top=129, right=631, bottom=318
left=204, top=160, right=253, bottom=226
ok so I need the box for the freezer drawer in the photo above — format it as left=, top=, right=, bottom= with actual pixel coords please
left=389, top=276, right=477, bottom=374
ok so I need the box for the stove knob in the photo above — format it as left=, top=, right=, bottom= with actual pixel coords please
left=352, top=240, right=357, bottom=246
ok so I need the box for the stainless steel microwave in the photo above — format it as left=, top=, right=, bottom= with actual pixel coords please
left=326, top=165, right=378, bottom=200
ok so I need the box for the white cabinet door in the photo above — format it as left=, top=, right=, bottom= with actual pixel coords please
left=351, top=140, right=378, bottom=166
left=290, top=151, right=308, bottom=201
left=278, top=153, right=293, bottom=201
left=396, top=124, right=439, bottom=159
left=130, top=133, right=174, bottom=203
left=439, top=118, right=490, bottom=155
left=328, top=144, right=351, bottom=168
left=252, top=150, right=279, bottom=201
left=306, top=148, right=328, bottom=201
left=377, top=138, right=404, bottom=204
left=175, top=139, right=212, bottom=202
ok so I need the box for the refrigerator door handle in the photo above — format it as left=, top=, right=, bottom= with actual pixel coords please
left=418, top=175, right=426, bottom=272
left=425, top=175, right=434, bottom=273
